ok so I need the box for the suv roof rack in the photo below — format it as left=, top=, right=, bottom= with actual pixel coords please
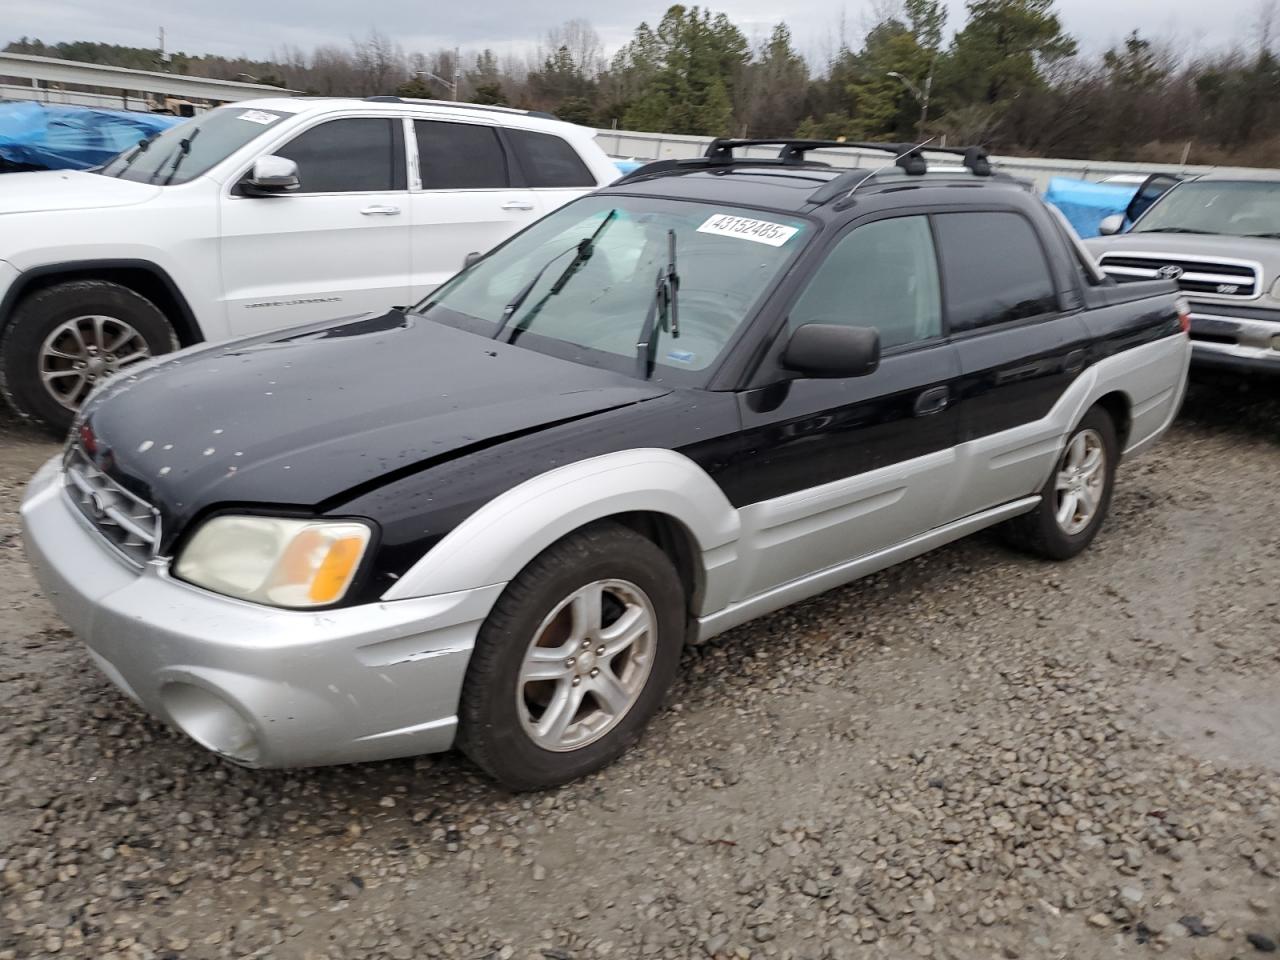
left=614, top=138, right=999, bottom=197
left=363, top=96, right=559, bottom=121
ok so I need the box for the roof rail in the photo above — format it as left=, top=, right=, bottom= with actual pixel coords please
left=363, top=96, right=559, bottom=121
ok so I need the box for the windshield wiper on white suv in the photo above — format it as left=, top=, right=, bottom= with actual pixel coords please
left=155, top=127, right=201, bottom=186
left=1139, top=227, right=1220, bottom=235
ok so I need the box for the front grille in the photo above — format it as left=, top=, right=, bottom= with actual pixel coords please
left=1098, top=252, right=1261, bottom=299
left=63, top=445, right=160, bottom=567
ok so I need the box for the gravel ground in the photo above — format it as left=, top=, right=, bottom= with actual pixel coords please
left=1, top=378, right=1278, bottom=960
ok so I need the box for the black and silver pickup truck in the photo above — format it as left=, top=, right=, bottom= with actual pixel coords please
left=21, top=140, right=1191, bottom=789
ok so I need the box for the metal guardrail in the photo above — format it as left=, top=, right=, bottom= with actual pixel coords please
left=594, top=127, right=1270, bottom=191
left=0, top=52, right=295, bottom=105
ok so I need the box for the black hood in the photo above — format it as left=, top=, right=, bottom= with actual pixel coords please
left=81, top=310, right=670, bottom=544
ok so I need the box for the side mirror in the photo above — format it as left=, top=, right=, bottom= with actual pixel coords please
left=782, top=323, right=880, bottom=379
left=463, top=251, right=484, bottom=269
left=241, top=155, right=299, bottom=195
left=1098, top=213, right=1125, bottom=236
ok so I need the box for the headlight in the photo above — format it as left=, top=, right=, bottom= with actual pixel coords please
left=174, top=516, right=372, bottom=608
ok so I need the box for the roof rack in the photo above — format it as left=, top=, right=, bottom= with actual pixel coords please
left=704, top=138, right=993, bottom=177
left=614, top=137, right=995, bottom=191
left=363, top=96, right=559, bottom=121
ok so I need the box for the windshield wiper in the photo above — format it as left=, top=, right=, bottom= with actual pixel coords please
left=1139, top=227, right=1220, bottom=235
left=1242, top=232, right=1280, bottom=239
left=491, top=209, right=617, bottom=342
left=635, top=229, right=680, bottom=379
left=155, top=127, right=201, bottom=186
left=103, top=133, right=158, bottom=177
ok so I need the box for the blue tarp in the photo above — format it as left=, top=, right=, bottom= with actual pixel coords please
left=0, top=101, right=184, bottom=172
left=1043, top=176, right=1139, bottom=238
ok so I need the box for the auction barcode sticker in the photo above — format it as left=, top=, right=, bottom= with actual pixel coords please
left=237, top=110, right=278, bottom=125
left=697, top=213, right=798, bottom=247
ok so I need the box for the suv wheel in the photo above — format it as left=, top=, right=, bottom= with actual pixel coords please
left=0, top=280, right=178, bottom=435
left=457, top=522, right=685, bottom=790
left=1003, top=406, right=1119, bottom=560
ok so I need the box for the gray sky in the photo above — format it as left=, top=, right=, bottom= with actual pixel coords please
left=4, top=0, right=1259, bottom=65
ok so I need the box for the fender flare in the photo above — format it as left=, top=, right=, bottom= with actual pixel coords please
left=381, top=448, right=742, bottom=610
left=0, top=258, right=201, bottom=345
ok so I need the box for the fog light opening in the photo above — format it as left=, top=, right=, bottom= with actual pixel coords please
left=162, top=682, right=261, bottom=764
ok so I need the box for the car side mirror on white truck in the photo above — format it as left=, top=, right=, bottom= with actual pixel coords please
left=241, top=155, right=300, bottom=196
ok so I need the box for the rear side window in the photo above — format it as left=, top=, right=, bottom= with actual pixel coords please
left=933, top=212, right=1058, bottom=331
left=507, top=128, right=595, bottom=188
left=275, top=118, right=405, bottom=193
left=415, top=120, right=509, bottom=189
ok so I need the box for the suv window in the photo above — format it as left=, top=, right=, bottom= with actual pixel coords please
left=274, top=118, right=406, bottom=194
left=789, top=215, right=941, bottom=350
left=507, top=128, right=595, bottom=188
left=934, top=212, right=1057, bottom=331
left=414, top=120, right=508, bottom=189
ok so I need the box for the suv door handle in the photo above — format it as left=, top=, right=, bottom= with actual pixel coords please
left=501, top=199, right=535, bottom=211
left=360, top=204, right=401, bottom=216
left=914, top=385, right=950, bottom=417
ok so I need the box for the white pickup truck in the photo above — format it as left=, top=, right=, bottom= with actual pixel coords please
left=0, top=96, right=619, bottom=431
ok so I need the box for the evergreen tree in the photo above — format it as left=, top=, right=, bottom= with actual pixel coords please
left=944, top=0, right=1076, bottom=104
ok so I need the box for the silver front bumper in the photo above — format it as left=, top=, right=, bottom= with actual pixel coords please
left=1189, top=310, right=1280, bottom=373
left=20, top=456, right=504, bottom=768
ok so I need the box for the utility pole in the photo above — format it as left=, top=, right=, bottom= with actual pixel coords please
left=157, top=26, right=171, bottom=71
left=453, top=46, right=460, bottom=101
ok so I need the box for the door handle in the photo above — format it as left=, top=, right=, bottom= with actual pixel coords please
left=501, top=199, right=535, bottom=211
left=360, top=204, right=401, bottom=216
left=914, top=386, right=950, bottom=417
left=1064, top=348, right=1087, bottom=373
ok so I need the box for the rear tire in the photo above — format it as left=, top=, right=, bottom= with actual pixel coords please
left=0, top=280, right=178, bottom=436
left=1003, top=406, right=1119, bottom=561
left=457, top=522, right=686, bottom=790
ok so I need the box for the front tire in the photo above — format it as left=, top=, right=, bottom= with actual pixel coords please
left=1003, top=406, right=1119, bottom=560
left=457, top=522, right=686, bottom=790
left=0, top=280, right=178, bottom=435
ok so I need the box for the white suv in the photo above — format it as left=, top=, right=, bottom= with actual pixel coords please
left=0, top=96, right=619, bottom=431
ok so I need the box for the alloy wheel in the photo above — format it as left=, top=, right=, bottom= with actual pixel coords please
left=39, top=315, right=152, bottom=411
left=516, top=579, right=658, bottom=752
left=1054, top=428, right=1106, bottom=535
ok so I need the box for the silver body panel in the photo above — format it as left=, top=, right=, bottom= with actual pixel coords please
left=21, top=333, right=1189, bottom=767
left=21, top=458, right=500, bottom=767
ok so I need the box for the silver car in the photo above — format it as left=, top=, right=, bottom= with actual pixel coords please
left=1088, top=172, right=1280, bottom=377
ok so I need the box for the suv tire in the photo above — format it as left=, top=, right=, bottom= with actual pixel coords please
left=0, top=280, right=178, bottom=435
left=457, top=522, right=686, bottom=791
left=1003, top=406, right=1120, bottom=561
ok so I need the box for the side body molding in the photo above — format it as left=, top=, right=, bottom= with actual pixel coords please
left=381, top=448, right=742, bottom=611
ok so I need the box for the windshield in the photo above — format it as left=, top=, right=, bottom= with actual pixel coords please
left=418, top=195, right=812, bottom=384
left=1134, top=180, right=1280, bottom=237
left=97, top=106, right=290, bottom=185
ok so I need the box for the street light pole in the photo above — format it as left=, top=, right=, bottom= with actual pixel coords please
left=416, top=67, right=458, bottom=100
left=887, top=66, right=933, bottom=141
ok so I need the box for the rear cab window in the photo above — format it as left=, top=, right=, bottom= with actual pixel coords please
left=506, top=128, right=596, bottom=188
left=933, top=211, right=1059, bottom=331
